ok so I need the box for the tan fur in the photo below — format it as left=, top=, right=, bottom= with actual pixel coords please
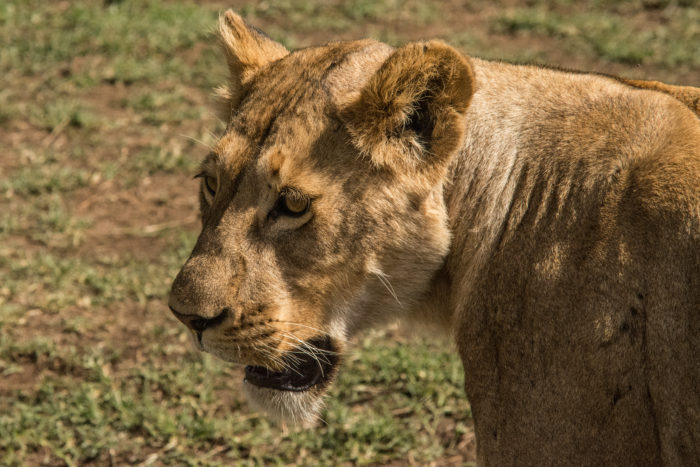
left=170, top=11, right=700, bottom=465
left=214, top=11, right=289, bottom=120
left=619, top=78, right=700, bottom=116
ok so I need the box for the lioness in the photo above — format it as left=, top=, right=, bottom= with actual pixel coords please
left=169, top=11, right=700, bottom=465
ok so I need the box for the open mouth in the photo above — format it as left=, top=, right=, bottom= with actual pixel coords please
left=244, top=336, right=338, bottom=392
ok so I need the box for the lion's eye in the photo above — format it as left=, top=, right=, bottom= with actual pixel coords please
left=194, top=172, right=218, bottom=200
left=279, top=191, right=310, bottom=217
left=204, top=175, right=217, bottom=197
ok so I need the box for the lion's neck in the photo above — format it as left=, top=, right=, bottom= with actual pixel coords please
left=439, top=61, right=528, bottom=316
left=439, top=59, right=634, bottom=319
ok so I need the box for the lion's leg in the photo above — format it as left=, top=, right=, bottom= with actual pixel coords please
left=458, top=305, right=662, bottom=465
left=638, top=246, right=700, bottom=465
left=455, top=231, right=667, bottom=465
left=457, top=215, right=699, bottom=465
left=644, top=295, right=700, bottom=465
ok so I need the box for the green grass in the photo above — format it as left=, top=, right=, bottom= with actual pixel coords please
left=28, top=98, right=99, bottom=132
left=1, top=0, right=697, bottom=464
left=129, top=145, right=201, bottom=176
left=0, top=330, right=467, bottom=466
left=492, top=6, right=700, bottom=66
left=1, top=230, right=195, bottom=310
left=0, top=1, right=218, bottom=84
left=122, top=88, right=205, bottom=125
left=32, top=198, right=92, bottom=248
left=1, top=165, right=90, bottom=197
left=241, top=0, right=439, bottom=31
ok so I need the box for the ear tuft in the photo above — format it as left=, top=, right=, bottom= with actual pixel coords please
left=342, top=40, right=474, bottom=177
left=216, top=11, right=289, bottom=121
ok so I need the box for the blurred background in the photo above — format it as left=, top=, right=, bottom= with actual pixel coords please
left=1, top=0, right=698, bottom=465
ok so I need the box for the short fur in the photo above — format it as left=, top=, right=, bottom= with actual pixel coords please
left=170, top=11, right=700, bottom=465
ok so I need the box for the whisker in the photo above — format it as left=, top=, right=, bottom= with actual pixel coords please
left=277, top=332, right=336, bottom=358
left=274, top=332, right=334, bottom=376
left=180, top=133, right=214, bottom=150
left=369, top=265, right=402, bottom=306
left=241, top=340, right=287, bottom=368
left=270, top=334, right=326, bottom=372
left=272, top=320, right=350, bottom=343
left=271, top=334, right=325, bottom=364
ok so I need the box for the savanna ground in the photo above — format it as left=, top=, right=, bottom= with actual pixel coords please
left=1, top=0, right=698, bottom=465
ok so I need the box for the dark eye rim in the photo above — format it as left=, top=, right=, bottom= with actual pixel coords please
left=204, top=176, right=217, bottom=196
left=194, top=172, right=217, bottom=197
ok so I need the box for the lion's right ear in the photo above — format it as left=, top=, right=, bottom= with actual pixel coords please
left=215, top=11, right=289, bottom=121
left=341, top=41, right=474, bottom=184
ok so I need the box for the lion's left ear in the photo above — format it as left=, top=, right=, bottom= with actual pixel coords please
left=342, top=41, right=474, bottom=181
left=216, top=11, right=289, bottom=120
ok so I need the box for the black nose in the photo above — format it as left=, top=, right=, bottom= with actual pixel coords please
left=169, top=306, right=229, bottom=332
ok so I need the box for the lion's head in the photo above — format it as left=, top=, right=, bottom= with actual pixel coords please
left=168, top=11, right=474, bottom=424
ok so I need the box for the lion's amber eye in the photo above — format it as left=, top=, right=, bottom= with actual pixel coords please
left=281, top=192, right=310, bottom=216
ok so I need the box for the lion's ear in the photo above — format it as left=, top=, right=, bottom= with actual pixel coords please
left=215, top=11, right=289, bottom=120
left=342, top=41, right=474, bottom=180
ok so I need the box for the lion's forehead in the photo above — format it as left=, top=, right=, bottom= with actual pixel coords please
left=233, top=77, right=325, bottom=144
left=229, top=40, right=392, bottom=142
left=215, top=118, right=339, bottom=197
left=212, top=41, right=396, bottom=205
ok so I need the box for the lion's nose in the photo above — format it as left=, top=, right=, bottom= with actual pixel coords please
left=169, top=306, right=229, bottom=332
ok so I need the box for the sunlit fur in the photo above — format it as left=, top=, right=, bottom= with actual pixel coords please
left=169, top=10, right=700, bottom=466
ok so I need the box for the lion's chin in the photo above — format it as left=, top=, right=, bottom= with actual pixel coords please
left=243, top=382, right=326, bottom=426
